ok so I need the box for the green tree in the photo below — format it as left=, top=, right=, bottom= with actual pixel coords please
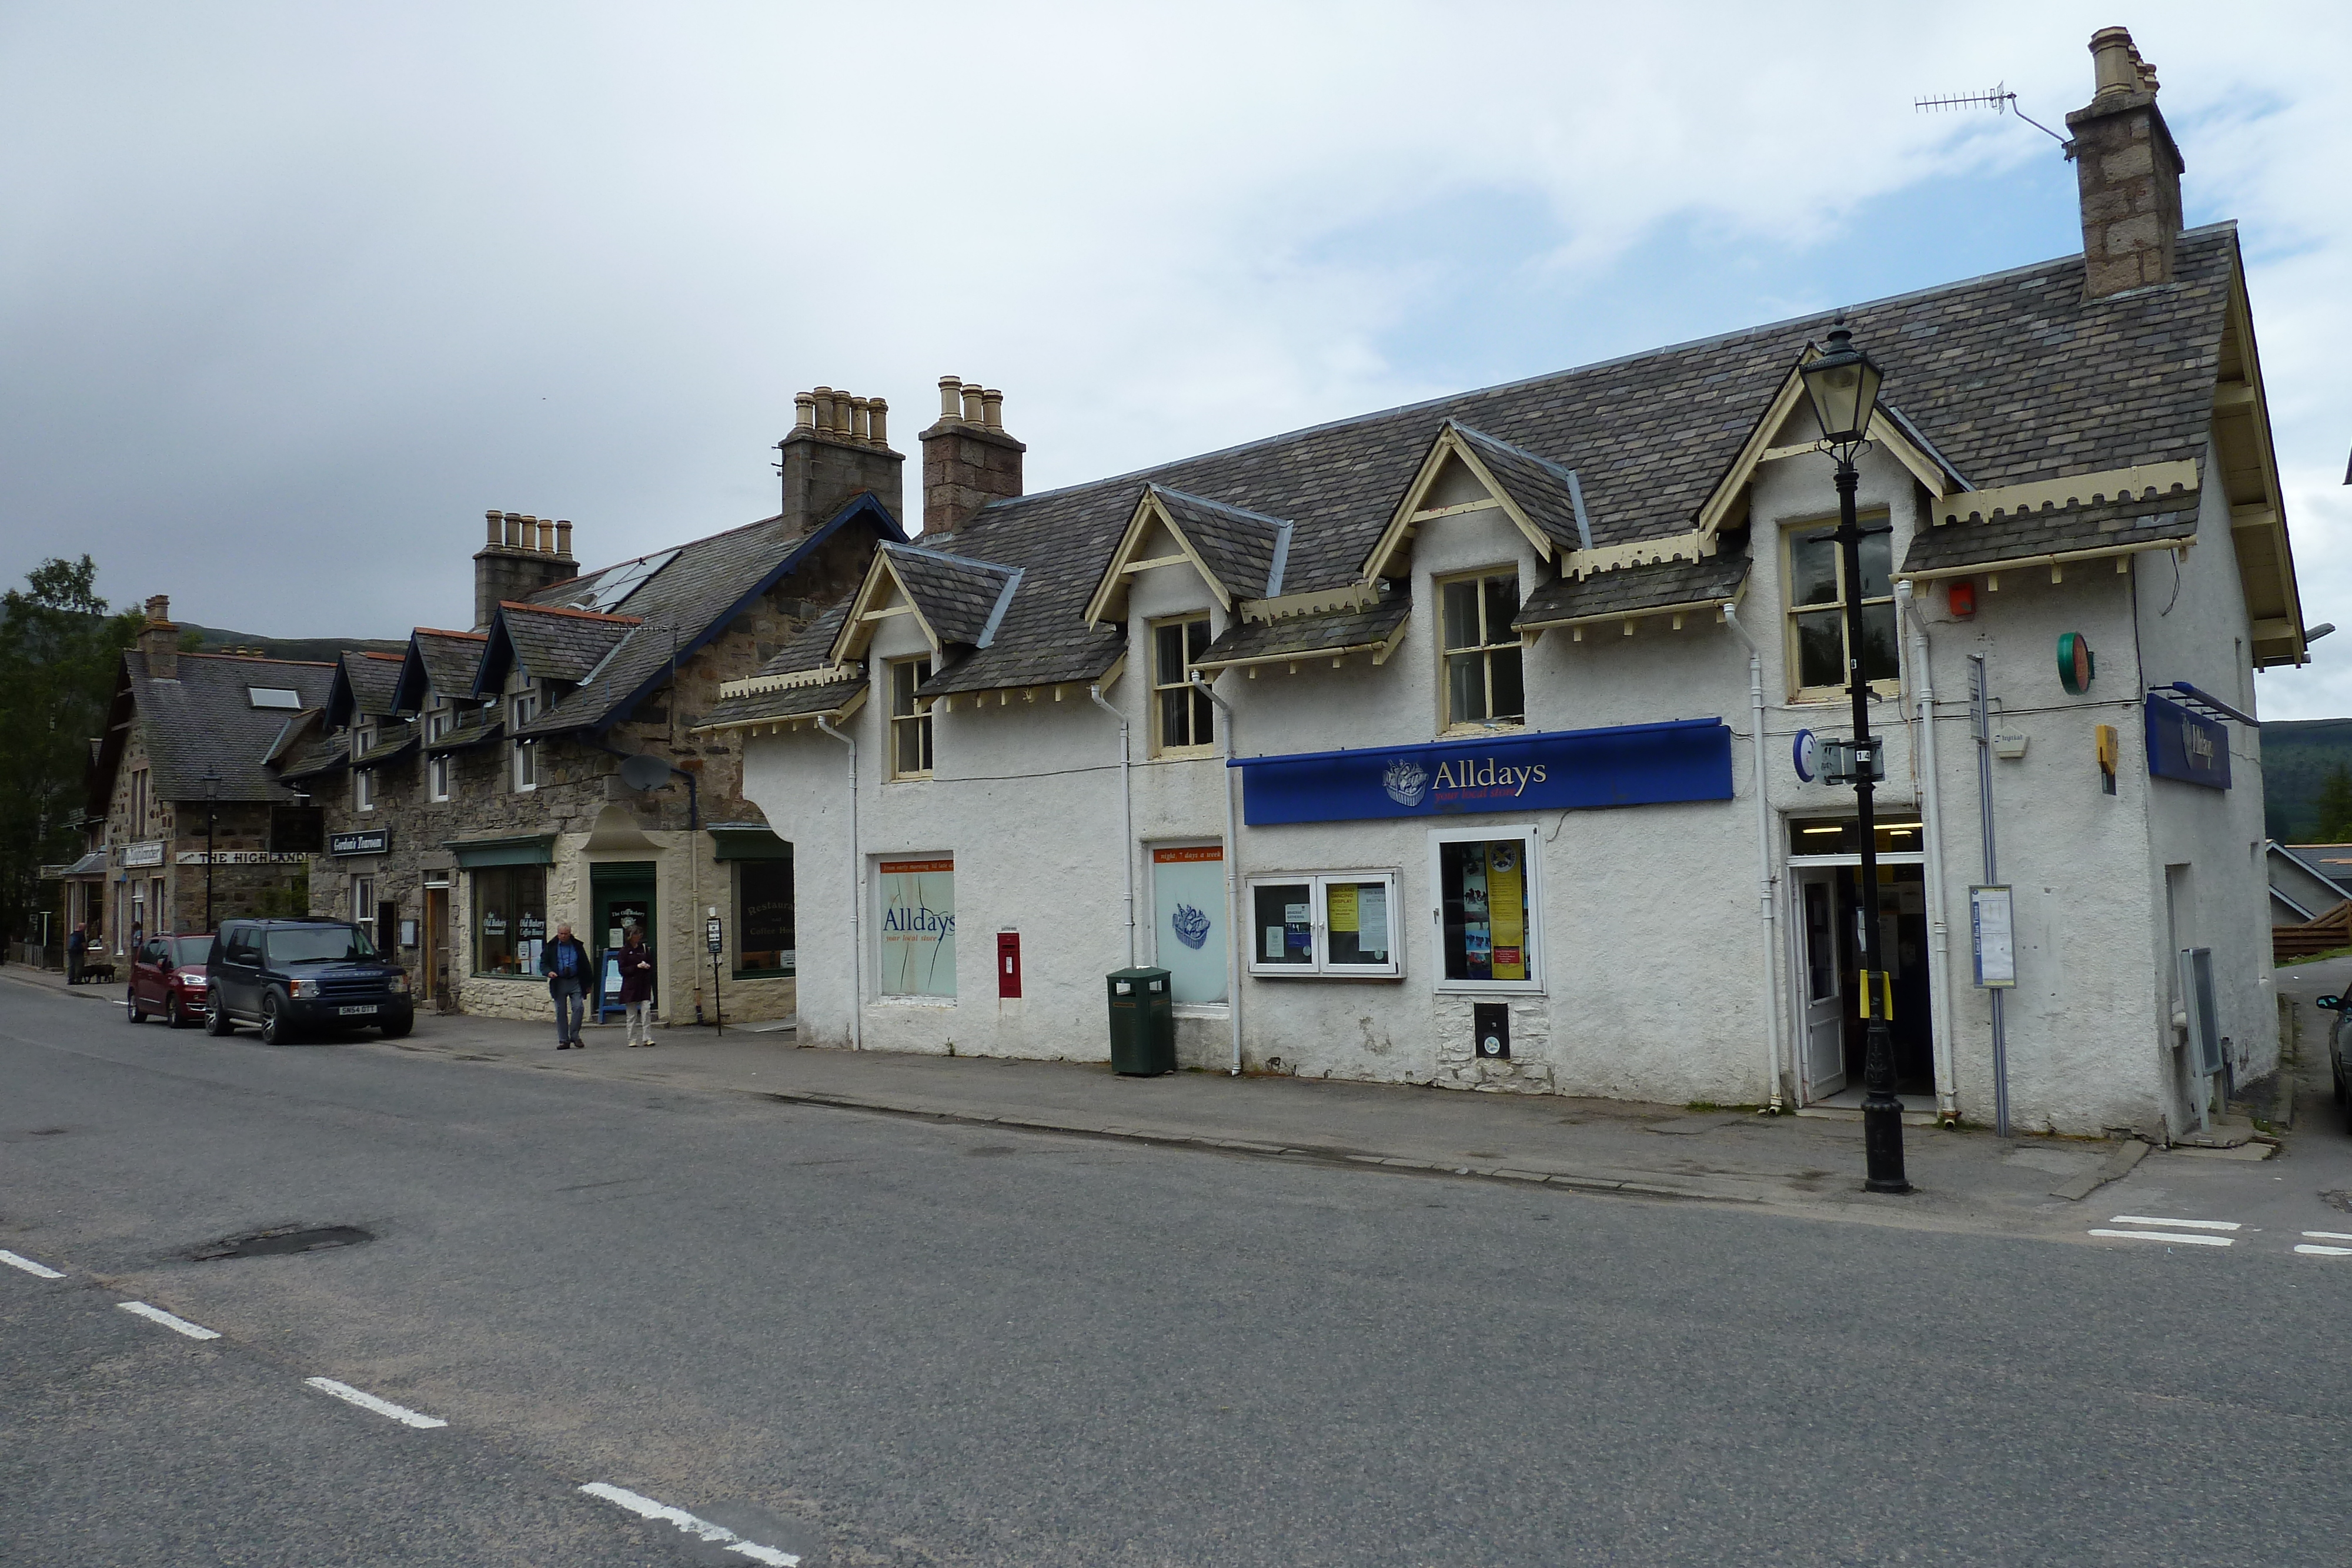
left=0, top=557, right=141, bottom=947
left=2313, top=763, right=2352, bottom=842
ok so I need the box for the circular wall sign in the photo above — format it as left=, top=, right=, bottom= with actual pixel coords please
left=2057, top=632, right=2096, bottom=696
left=1793, top=728, right=1819, bottom=783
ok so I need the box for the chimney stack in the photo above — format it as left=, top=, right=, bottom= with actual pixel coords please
left=774, top=381, right=906, bottom=539
left=920, top=375, right=1025, bottom=536
left=138, top=593, right=179, bottom=680
left=2066, top=26, right=2184, bottom=300
left=472, top=508, right=580, bottom=631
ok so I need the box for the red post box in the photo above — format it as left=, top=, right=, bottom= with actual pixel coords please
left=997, top=931, right=1022, bottom=998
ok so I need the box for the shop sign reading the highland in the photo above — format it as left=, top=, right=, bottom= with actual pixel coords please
left=878, top=857, right=956, bottom=998
left=1233, top=718, right=1733, bottom=826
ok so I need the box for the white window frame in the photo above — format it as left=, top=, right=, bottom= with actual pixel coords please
left=1149, top=614, right=1217, bottom=757
left=352, top=874, right=377, bottom=946
left=424, top=699, right=452, bottom=744
left=512, top=691, right=539, bottom=791
left=1244, top=870, right=1402, bottom=979
left=352, top=721, right=375, bottom=763
left=355, top=767, right=376, bottom=812
left=887, top=656, right=934, bottom=781
left=1426, top=821, right=1544, bottom=994
left=1436, top=566, right=1526, bottom=734
left=428, top=752, right=451, bottom=803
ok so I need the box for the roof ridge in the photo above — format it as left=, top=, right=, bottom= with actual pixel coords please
left=888, top=541, right=1018, bottom=575
left=1448, top=421, right=1581, bottom=483
left=498, top=600, right=644, bottom=625
left=414, top=626, right=487, bottom=640
left=1149, top=483, right=1293, bottom=528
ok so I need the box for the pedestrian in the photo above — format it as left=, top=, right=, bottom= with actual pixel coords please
left=617, top=924, right=657, bottom=1047
left=540, top=921, right=592, bottom=1049
left=66, top=922, right=86, bottom=985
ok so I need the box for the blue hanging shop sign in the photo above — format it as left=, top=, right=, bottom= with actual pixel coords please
left=1231, top=718, right=1734, bottom=826
left=2144, top=691, right=2231, bottom=790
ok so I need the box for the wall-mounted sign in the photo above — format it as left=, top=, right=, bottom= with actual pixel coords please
left=329, top=828, right=390, bottom=857
left=1969, top=885, right=2016, bottom=988
left=2057, top=632, right=2096, bottom=695
left=173, top=850, right=311, bottom=865
left=1234, top=719, right=1733, bottom=827
left=2144, top=692, right=2230, bottom=790
left=119, top=840, right=165, bottom=868
left=1792, top=729, right=1819, bottom=783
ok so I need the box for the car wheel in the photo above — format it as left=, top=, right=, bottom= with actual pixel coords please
left=126, top=987, right=144, bottom=1024
left=167, top=993, right=189, bottom=1030
left=260, top=993, right=289, bottom=1046
left=380, top=1016, right=412, bottom=1039
left=204, top=995, right=233, bottom=1035
left=2336, top=1061, right=2347, bottom=1106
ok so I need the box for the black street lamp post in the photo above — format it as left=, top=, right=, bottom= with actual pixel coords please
left=201, top=768, right=219, bottom=933
left=1799, top=322, right=1910, bottom=1195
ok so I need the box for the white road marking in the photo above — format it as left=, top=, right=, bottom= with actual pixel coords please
left=2107, top=1215, right=2240, bottom=1231
left=305, top=1377, right=448, bottom=1429
left=579, top=1482, right=799, bottom=1566
left=2086, top=1228, right=2233, bottom=1247
left=2303, top=1231, right=2352, bottom=1242
left=0, top=1249, right=65, bottom=1279
left=2294, top=1243, right=2352, bottom=1257
left=118, top=1300, right=222, bottom=1339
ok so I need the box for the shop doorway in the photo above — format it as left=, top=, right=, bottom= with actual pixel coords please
left=1796, top=872, right=1845, bottom=1099
left=1788, top=861, right=1936, bottom=1104
left=589, top=862, right=656, bottom=1004
left=424, top=885, right=450, bottom=1008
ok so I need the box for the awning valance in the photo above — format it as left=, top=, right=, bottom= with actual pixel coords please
left=447, top=833, right=556, bottom=868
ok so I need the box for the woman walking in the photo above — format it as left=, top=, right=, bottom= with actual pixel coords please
left=617, top=924, right=657, bottom=1047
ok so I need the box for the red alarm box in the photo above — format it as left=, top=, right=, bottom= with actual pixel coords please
left=1947, top=579, right=1977, bottom=618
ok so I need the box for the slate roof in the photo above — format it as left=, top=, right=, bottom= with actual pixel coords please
left=1194, top=596, right=1412, bottom=668
left=119, top=651, right=338, bottom=803
left=884, top=543, right=1020, bottom=647
left=425, top=710, right=505, bottom=753
left=743, top=226, right=2240, bottom=696
left=1453, top=424, right=1586, bottom=552
left=353, top=721, right=419, bottom=769
left=394, top=628, right=489, bottom=711
left=489, top=603, right=641, bottom=687
left=274, top=732, right=353, bottom=784
left=1900, top=484, right=2202, bottom=577
left=508, top=492, right=904, bottom=740
left=700, top=677, right=868, bottom=731
left=1151, top=487, right=1291, bottom=598
left=1515, top=554, right=1752, bottom=629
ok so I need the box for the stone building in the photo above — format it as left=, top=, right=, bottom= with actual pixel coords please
left=76, top=597, right=335, bottom=957
left=306, top=400, right=906, bottom=1027
left=709, top=31, right=2307, bottom=1139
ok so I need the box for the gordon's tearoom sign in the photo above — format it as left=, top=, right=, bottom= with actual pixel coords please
left=175, top=850, right=312, bottom=865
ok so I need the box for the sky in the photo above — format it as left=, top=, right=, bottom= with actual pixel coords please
left=3, top=2, right=2346, bottom=713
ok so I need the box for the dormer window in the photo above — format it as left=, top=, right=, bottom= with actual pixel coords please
left=1151, top=616, right=1215, bottom=755
left=889, top=658, right=934, bottom=780
left=512, top=691, right=539, bottom=791
left=424, top=698, right=452, bottom=744
left=351, top=721, right=375, bottom=762
left=1439, top=570, right=1524, bottom=731
left=1785, top=518, right=1897, bottom=702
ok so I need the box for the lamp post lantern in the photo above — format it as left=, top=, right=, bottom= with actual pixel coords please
left=201, top=768, right=220, bottom=933
left=1798, top=322, right=1910, bottom=1194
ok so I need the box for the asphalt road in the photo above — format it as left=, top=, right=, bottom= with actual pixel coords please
left=4, top=975, right=2347, bottom=1566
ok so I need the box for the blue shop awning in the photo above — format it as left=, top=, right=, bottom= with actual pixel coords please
left=1231, top=718, right=1734, bottom=826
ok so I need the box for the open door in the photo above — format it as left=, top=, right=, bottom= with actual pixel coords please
left=1797, top=870, right=1846, bottom=1100
left=424, top=887, right=450, bottom=1011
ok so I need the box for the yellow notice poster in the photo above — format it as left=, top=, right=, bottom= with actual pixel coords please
left=1328, top=883, right=1359, bottom=932
left=1487, top=842, right=1526, bottom=979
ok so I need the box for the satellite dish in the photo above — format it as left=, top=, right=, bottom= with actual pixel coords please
left=617, top=754, right=673, bottom=791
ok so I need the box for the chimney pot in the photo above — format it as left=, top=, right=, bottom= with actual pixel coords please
left=981, top=389, right=1004, bottom=431
left=556, top=519, right=573, bottom=559
left=2090, top=26, right=2140, bottom=101
left=813, top=387, right=836, bottom=432
left=145, top=594, right=169, bottom=624
left=940, top=376, right=963, bottom=418
left=794, top=392, right=816, bottom=430
left=834, top=393, right=856, bottom=437
left=138, top=595, right=179, bottom=678
left=503, top=511, right=524, bottom=548
left=870, top=397, right=888, bottom=448
left=921, top=376, right=1025, bottom=534
left=2067, top=25, right=2183, bottom=300
left=961, top=383, right=986, bottom=424
left=852, top=396, right=873, bottom=443
left=486, top=509, right=503, bottom=544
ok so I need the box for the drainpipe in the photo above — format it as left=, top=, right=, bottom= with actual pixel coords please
left=1719, top=604, right=1786, bottom=1114
left=814, top=716, right=862, bottom=1051
left=1191, top=673, right=1243, bottom=1076
left=1088, top=684, right=1137, bottom=969
left=1896, top=581, right=1960, bottom=1124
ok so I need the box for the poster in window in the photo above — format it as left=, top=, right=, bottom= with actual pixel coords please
left=1251, top=882, right=1312, bottom=967
left=878, top=858, right=956, bottom=997
left=1326, top=880, right=1391, bottom=966
left=1152, top=846, right=1225, bottom=1002
left=1486, top=842, right=1526, bottom=980
left=737, top=858, right=794, bottom=975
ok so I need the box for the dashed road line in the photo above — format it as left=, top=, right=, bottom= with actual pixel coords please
left=2107, top=1215, right=2240, bottom=1231
left=305, top=1377, right=448, bottom=1428
left=2087, top=1228, right=2234, bottom=1246
left=118, top=1300, right=222, bottom=1339
left=2294, top=1243, right=2352, bottom=1257
left=0, top=1248, right=65, bottom=1279
left=2303, top=1230, right=2352, bottom=1242
left=579, top=1482, right=799, bottom=1565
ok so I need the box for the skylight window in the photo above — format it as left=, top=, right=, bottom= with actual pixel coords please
left=248, top=687, right=303, bottom=709
left=561, top=549, right=679, bottom=613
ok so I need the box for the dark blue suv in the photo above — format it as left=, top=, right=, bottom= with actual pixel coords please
left=203, top=918, right=413, bottom=1044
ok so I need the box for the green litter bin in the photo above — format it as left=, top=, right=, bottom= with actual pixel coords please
left=1106, top=966, right=1175, bottom=1076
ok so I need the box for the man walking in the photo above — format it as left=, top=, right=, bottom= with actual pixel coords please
left=540, top=921, right=592, bottom=1049
left=617, top=923, right=657, bottom=1047
left=66, top=922, right=86, bottom=985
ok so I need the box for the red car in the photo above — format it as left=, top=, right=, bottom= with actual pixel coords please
left=128, top=934, right=213, bottom=1029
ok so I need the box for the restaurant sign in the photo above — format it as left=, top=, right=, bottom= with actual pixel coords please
left=330, top=828, right=390, bottom=857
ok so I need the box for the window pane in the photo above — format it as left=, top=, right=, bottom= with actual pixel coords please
left=1858, top=601, right=1899, bottom=683
left=1858, top=530, right=1892, bottom=600
left=896, top=716, right=926, bottom=776
left=1795, top=610, right=1845, bottom=689
left=1441, top=579, right=1482, bottom=651
left=892, top=660, right=916, bottom=717
left=1790, top=534, right=1838, bottom=607
left=1190, top=688, right=1215, bottom=747
left=1154, top=847, right=1226, bottom=1002
left=920, top=713, right=934, bottom=774
left=1481, top=574, right=1519, bottom=644
left=1488, top=645, right=1525, bottom=722
left=1446, top=651, right=1488, bottom=723
left=736, top=857, right=794, bottom=975
left=1185, top=618, right=1212, bottom=661
left=1155, top=622, right=1187, bottom=687
left=1251, top=882, right=1313, bottom=965
left=1324, top=880, right=1392, bottom=967
left=1158, top=686, right=1193, bottom=748
left=876, top=858, right=955, bottom=997
left=1438, top=841, right=1488, bottom=981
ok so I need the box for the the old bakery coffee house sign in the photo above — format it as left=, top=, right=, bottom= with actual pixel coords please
left=1234, top=718, right=1735, bottom=826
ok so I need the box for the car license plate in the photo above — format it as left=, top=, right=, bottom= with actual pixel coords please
left=337, top=1004, right=378, bottom=1017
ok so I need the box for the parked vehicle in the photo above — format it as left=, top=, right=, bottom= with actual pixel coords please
left=126, top=934, right=213, bottom=1029
left=203, top=918, right=413, bottom=1045
left=2317, top=992, right=2352, bottom=1133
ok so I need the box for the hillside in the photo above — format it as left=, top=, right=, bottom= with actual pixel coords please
left=2261, top=717, right=2352, bottom=841
left=179, top=623, right=406, bottom=666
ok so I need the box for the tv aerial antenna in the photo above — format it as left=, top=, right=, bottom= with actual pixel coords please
left=1915, top=83, right=2067, bottom=146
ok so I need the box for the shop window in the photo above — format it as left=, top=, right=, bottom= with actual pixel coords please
left=1786, top=816, right=1924, bottom=857
left=429, top=754, right=451, bottom=802
left=1439, top=570, right=1524, bottom=730
left=1151, top=616, right=1215, bottom=755
left=352, top=874, right=377, bottom=947
left=472, top=863, right=547, bottom=976
left=1429, top=826, right=1539, bottom=988
left=876, top=856, right=954, bottom=998
left=889, top=657, right=934, bottom=780
left=512, top=694, right=539, bottom=790
left=1245, top=871, right=1399, bottom=978
left=1151, top=844, right=1227, bottom=1002
left=355, top=768, right=376, bottom=812
left=734, top=855, right=794, bottom=978
left=1785, top=517, right=1897, bottom=700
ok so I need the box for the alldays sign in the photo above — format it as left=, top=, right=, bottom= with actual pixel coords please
left=1232, top=719, right=1734, bottom=827
left=2143, top=692, right=2230, bottom=790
